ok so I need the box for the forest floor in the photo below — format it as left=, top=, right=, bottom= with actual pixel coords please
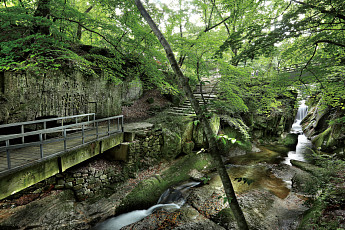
left=121, top=89, right=172, bottom=122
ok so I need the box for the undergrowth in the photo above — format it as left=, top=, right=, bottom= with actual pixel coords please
left=299, top=153, right=345, bottom=229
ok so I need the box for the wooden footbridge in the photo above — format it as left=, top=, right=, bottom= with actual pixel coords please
left=0, top=114, right=126, bottom=200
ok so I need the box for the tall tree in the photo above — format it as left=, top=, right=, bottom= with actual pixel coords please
left=33, top=0, right=51, bottom=35
left=134, top=0, right=249, bottom=229
left=76, top=5, right=93, bottom=40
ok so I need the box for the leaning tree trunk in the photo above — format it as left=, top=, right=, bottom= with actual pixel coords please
left=134, top=1, right=249, bottom=229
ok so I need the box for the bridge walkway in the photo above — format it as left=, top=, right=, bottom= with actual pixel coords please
left=0, top=114, right=124, bottom=176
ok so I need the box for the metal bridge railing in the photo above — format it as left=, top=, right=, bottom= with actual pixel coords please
left=0, top=114, right=123, bottom=171
left=0, top=113, right=96, bottom=144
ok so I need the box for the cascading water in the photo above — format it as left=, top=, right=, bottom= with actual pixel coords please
left=291, top=100, right=308, bottom=134
left=283, top=100, right=313, bottom=165
left=93, top=181, right=200, bottom=230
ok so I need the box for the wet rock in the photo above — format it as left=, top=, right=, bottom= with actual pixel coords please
left=251, top=144, right=261, bottom=153
left=0, top=190, right=92, bottom=230
left=188, top=169, right=205, bottom=181
left=187, top=186, right=228, bottom=218
left=173, top=219, right=226, bottom=230
left=290, top=160, right=325, bottom=176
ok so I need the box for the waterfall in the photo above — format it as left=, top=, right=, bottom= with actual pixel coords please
left=291, top=100, right=308, bottom=134
left=295, top=100, right=308, bottom=121
left=93, top=181, right=200, bottom=230
left=284, top=100, right=313, bottom=165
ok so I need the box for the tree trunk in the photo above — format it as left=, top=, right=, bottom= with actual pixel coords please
left=77, top=5, right=93, bottom=41
left=33, top=0, right=51, bottom=35
left=134, top=1, right=249, bottom=229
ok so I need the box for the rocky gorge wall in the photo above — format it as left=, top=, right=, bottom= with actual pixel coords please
left=249, top=90, right=298, bottom=144
left=0, top=70, right=143, bottom=124
left=302, top=96, right=345, bottom=155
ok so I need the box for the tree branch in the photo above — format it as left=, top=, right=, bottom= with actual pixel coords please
left=314, top=39, right=345, bottom=48
left=53, top=17, right=124, bottom=55
left=269, top=1, right=292, bottom=20
left=204, top=16, right=231, bottom=33
left=298, top=43, right=318, bottom=89
left=178, top=16, right=231, bottom=66
left=209, top=0, right=231, bottom=35
left=291, top=0, right=345, bottom=21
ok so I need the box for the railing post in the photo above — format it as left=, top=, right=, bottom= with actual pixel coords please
left=43, top=121, right=47, bottom=140
left=121, top=116, right=124, bottom=132
left=117, top=118, right=119, bottom=132
left=21, top=125, right=25, bottom=144
left=108, top=119, right=110, bottom=135
left=82, top=124, right=85, bottom=144
left=93, top=114, right=96, bottom=128
left=96, top=122, right=99, bottom=139
left=75, top=117, right=78, bottom=124
left=63, top=128, right=67, bottom=151
left=6, top=140, right=11, bottom=169
left=39, top=133, right=43, bottom=158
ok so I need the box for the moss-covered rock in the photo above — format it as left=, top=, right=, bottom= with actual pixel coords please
left=301, top=96, right=345, bottom=153
left=290, top=160, right=326, bottom=176
left=161, top=128, right=182, bottom=159
left=181, top=121, right=194, bottom=142
left=115, top=153, right=213, bottom=214
left=291, top=168, right=319, bottom=194
left=182, top=141, right=195, bottom=154
left=312, top=127, right=332, bottom=151
left=281, top=133, right=298, bottom=149
left=192, top=121, right=206, bottom=148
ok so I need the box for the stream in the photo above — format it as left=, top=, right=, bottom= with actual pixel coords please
left=93, top=100, right=313, bottom=229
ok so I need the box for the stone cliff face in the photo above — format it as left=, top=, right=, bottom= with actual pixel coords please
left=0, top=69, right=142, bottom=124
left=250, top=92, right=297, bottom=143
left=302, top=96, right=345, bottom=155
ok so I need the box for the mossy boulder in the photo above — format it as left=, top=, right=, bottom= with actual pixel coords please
left=281, top=133, right=298, bottom=149
left=182, top=141, right=195, bottom=154
left=192, top=114, right=220, bottom=148
left=290, top=160, right=326, bottom=176
left=161, top=128, right=182, bottom=159
left=181, top=121, right=194, bottom=142
left=192, top=121, right=206, bottom=148
left=291, top=168, right=319, bottom=194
